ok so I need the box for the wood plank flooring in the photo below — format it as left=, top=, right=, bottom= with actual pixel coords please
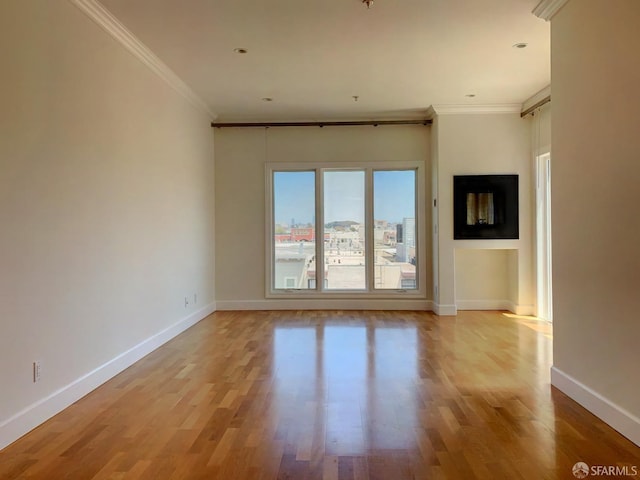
left=1, top=310, right=638, bottom=479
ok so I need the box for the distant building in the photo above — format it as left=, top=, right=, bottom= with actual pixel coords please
left=375, top=262, right=416, bottom=289
left=274, top=243, right=315, bottom=289
left=403, top=218, right=415, bottom=248
left=274, top=227, right=315, bottom=243
left=291, top=227, right=314, bottom=242
left=396, top=218, right=415, bottom=263
left=374, top=219, right=388, bottom=228
left=383, top=230, right=396, bottom=245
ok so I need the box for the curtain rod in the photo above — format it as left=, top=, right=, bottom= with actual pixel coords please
left=211, top=119, right=432, bottom=128
left=520, top=96, right=551, bottom=118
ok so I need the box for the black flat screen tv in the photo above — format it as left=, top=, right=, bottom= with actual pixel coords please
left=453, top=175, right=519, bottom=240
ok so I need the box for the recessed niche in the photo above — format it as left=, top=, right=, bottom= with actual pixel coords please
left=453, top=175, right=519, bottom=240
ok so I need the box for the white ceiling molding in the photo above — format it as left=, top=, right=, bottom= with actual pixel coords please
left=430, top=104, right=522, bottom=115
left=69, top=0, right=216, bottom=120
left=522, top=85, right=551, bottom=112
left=425, top=106, right=437, bottom=120
left=532, top=0, right=570, bottom=21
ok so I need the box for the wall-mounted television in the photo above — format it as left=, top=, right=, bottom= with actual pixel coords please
left=453, top=175, right=519, bottom=240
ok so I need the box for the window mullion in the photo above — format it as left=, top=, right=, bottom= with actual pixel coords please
left=365, top=168, right=375, bottom=292
left=316, top=168, right=324, bottom=292
left=267, top=168, right=275, bottom=294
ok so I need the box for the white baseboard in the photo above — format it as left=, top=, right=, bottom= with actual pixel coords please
left=456, top=300, right=534, bottom=316
left=551, top=366, right=640, bottom=447
left=433, top=303, right=457, bottom=316
left=509, top=302, right=534, bottom=316
left=216, top=299, right=433, bottom=311
left=456, top=299, right=511, bottom=311
left=0, top=302, right=216, bottom=451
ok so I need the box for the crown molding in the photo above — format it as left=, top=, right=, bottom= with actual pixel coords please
left=532, top=0, right=571, bottom=21
left=430, top=104, right=522, bottom=116
left=425, top=106, right=437, bottom=120
left=69, top=0, right=217, bottom=120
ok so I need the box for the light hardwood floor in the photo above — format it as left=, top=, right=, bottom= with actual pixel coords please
left=1, top=310, right=638, bottom=479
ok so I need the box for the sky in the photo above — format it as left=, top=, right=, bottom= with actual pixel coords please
left=273, top=170, right=415, bottom=225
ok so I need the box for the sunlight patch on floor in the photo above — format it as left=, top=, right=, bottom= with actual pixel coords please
left=502, top=312, right=553, bottom=338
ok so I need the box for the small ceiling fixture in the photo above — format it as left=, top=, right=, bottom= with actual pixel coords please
left=465, top=94, right=476, bottom=98
left=233, top=47, right=248, bottom=54
left=262, top=97, right=273, bottom=102
left=362, top=0, right=373, bottom=8
left=353, top=95, right=359, bottom=102
left=513, top=43, right=528, bottom=49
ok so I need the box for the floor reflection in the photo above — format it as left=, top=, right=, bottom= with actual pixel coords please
left=273, top=323, right=418, bottom=454
left=4, top=310, right=638, bottom=479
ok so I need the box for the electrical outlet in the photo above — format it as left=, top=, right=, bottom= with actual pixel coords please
left=185, top=296, right=189, bottom=308
left=33, top=361, right=41, bottom=383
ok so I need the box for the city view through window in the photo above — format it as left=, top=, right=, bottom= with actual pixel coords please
left=273, top=169, right=417, bottom=291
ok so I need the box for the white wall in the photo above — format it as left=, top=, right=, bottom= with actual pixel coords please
left=0, top=0, right=215, bottom=448
left=214, top=125, right=430, bottom=309
left=550, top=0, right=640, bottom=445
left=455, top=249, right=511, bottom=310
left=432, top=113, right=533, bottom=315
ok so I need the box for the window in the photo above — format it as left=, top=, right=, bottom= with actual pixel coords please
left=324, top=170, right=366, bottom=290
left=373, top=170, right=416, bottom=290
left=272, top=171, right=315, bottom=290
left=267, top=163, right=424, bottom=296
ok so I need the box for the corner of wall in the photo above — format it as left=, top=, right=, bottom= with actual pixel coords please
left=551, top=366, right=640, bottom=447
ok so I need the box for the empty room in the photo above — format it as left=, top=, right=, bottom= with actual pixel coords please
left=1, top=0, right=639, bottom=478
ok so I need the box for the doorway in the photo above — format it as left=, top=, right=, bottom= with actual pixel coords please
left=536, top=153, right=552, bottom=321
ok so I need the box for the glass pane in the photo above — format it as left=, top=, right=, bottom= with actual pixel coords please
left=323, top=170, right=366, bottom=290
left=373, top=170, right=417, bottom=290
left=466, top=192, right=495, bottom=225
left=273, top=171, right=316, bottom=289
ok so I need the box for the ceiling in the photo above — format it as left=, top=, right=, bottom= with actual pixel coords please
left=99, top=0, right=550, bottom=121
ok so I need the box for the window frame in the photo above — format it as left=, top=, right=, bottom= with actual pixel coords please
left=265, top=161, right=426, bottom=299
